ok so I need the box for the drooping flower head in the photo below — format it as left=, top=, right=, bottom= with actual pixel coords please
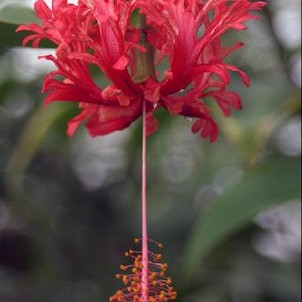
left=17, top=1, right=266, bottom=300
left=17, top=0, right=266, bottom=142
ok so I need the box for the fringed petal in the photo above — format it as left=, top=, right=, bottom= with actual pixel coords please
left=17, top=0, right=266, bottom=139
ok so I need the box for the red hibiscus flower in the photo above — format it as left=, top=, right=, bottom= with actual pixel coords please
left=17, top=2, right=266, bottom=300
left=17, top=0, right=266, bottom=142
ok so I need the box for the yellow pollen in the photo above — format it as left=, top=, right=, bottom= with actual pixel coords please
left=122, top=275, right=128, bottom=284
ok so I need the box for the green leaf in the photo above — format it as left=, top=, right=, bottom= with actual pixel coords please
left=0, top=4, right=39, bottom=24
left=0, top=22, right=24, bottom=47
left=0, top=4, right=55, bottom=48
left=0, top=3, right=33, bottom=48
left=0, top=21, right=55, bottom=48
left=182, top=155, right=301, bottom=276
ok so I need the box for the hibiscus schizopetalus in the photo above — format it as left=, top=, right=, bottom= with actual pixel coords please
left=18, top=0, right=265, bottom=300
left=17, top=0, right=266, bottom=141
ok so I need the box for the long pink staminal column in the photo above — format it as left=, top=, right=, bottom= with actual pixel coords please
left=141, top=98, right=149, bottom=300
left=109, top=13, right=177, bottom=301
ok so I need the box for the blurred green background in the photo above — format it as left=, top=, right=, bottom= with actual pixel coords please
left=0, top=0, right=301, bottom=301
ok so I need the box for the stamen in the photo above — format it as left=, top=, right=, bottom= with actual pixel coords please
left=109, top=239, right=177, bottom=302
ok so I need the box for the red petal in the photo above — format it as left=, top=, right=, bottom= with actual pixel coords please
left=34, top=0, right=52, bottom=22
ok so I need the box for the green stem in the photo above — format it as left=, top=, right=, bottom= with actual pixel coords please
left=132, top=14, right=155, bottom=83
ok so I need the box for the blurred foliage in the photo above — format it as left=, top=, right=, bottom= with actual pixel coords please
left=0, top=1, right=301, bottom=302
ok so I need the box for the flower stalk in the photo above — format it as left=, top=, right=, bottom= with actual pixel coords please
left=132, top=14, right=155, bottom=83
